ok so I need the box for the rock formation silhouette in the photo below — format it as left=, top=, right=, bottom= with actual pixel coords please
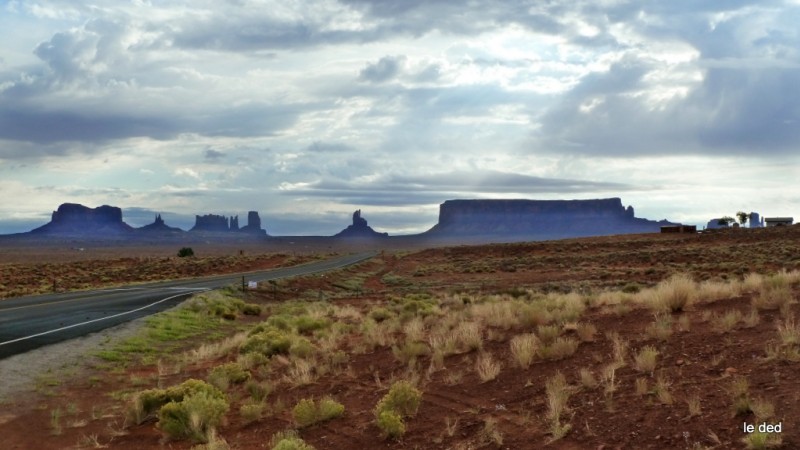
left=334, top=209, right=388, bottom=238
left=425, top=198, right=673, bottom=239
left=31, top=203, right=133, bottom=235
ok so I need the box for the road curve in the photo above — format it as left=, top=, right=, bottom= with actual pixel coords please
left=0, top=252, right=376, bottom=359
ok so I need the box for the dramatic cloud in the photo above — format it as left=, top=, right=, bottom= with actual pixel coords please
left=0, top=0, right=798, bottom=234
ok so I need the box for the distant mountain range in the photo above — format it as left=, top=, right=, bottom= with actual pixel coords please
left=11, top=198, right=675, bottom=242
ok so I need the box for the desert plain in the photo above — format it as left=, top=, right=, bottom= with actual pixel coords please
left=1, top=226, right=800, bottom=449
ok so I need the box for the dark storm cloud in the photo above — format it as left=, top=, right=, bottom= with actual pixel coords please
left=0, top=99, right=309, bottom=146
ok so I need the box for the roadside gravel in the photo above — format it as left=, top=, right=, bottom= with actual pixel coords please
left=0, top=318, right=146, bottom=403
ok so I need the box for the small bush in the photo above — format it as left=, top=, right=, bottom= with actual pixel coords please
left=239, top=401, right=265, bottom=424
left=294, top=316, right=331, bottom=335
left=368, top=307, right=394, bottom=322
left=509, top=333, right=538, bottom=369
left=240, top=304, right=262, bottom=316
left=292, top=397, right=345, bottom=428
left=292, top=399, right=318, bottom=428
left=318, top=397, right=346, bottom=421
left=178, top=247, right=195, bottom=257
left=208, top=362, right=250, bottom=391
left=245, top=380, right=272, bottom=402
left=376, top=410, right=405, bottom=439
left=129, top=379, right=222, bottom=425
left=158, top=391, right=229, bottom=442
left=270, top=430, right=316, bottom=450
left=651, top=274, right=695, bottom=312
left=240, top=330, right=291, bottom=357
left=633, top=346, right=658, bottom=374
left=375, top=381, right=422, bottom=418
left=475, top=352, right=502, bottom=382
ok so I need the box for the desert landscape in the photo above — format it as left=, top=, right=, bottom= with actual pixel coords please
left=1, top=225, right=799, bottom=449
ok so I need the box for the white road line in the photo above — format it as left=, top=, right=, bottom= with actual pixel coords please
left=0, top=289, right=210, bottom=347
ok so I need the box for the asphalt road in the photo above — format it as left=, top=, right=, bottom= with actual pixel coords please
left=0, top=252, right=376, bottom=359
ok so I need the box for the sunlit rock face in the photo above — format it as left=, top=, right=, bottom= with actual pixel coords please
left=425, top=198, right=673, bottom=239
left=31, top=203, right=133, bottom=235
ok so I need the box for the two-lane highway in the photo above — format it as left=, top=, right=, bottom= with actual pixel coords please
left=0, top=252, right=376, bottom=359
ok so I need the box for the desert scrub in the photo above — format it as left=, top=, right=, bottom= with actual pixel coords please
left=645, top=313, right=673, bottom=341
left=646, top=273, right=695, bottom=312
left=633, top=346, right=659, bottom=374
left=730, top=376, right=753, bottom=416
left=239, top=401, right=265, bottom=424
left=545, top=372, right=572, bottom=442
left=537, top=337, right=579, bottom=361
left=752, top=273, right=794, bottom=310
left=292, top=397, right=345, bottom=428
left=712, top=309, right=742, bottom=333
left=207, top=362, right=250, bottom=391
left=742, top=431, right=782, bottom=449
left=392, top=341, right=430, bottom=364
left=270, top=430, right=316, bottom=450
left=475, top=352, right=502, bottom=382
left=127, top=379, right=224, bottom=425
left=158, top=389, right=229, bottom=443
left=374, top=381, right=422, bottom=439
left=509, top=333, right=538, bottom=369
left=536, top=324, right=561, bottom=344
left=239, top=328, right=291, bottom=357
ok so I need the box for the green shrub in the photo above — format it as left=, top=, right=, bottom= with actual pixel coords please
left=240, top=304, right=262, bottom=316
left=130, top=379, right=222, bottom=424
left=239, top=401, right=265, bottom=424
left=292, top=399, right=318, bottom=428
left=245, top=380, right=272, bottom=402
left=208, top=362, right=251, bottom=390
left=270, top=430, right=316, bottom=450
left=289, top=336, right=316, bottom=358
left=391, top=341, right=430, bottom=363
left=158, top=391, right=229, bottom=442
left=240, top=330, right=291, bottom=357
left=368, top=307, right=393, bottom=322
left=292, top=397, right=345, bottom=428
left=178, top=247, right=195, bottom=257
left=317, top=397, right=345, bottom=421
left=294, top=316, right=331, bottom=334
left=376, top=410, right=405, bottom=439
left=375, top=381, right=422, bottom=418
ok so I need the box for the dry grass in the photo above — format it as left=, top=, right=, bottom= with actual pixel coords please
left=635, top=377, right=648, bottom=396
left=536, top=324, right=561, bottom=344
left=475, top=352, right=502, bottom=382
left=545, top=372, right=572, bottom=442
left=713, top=309, right=742, bottom=333
left=653, top=374, right=673, bottom=405
left=538, top=337, right=579, bottom=361
left=645, top=313, right=673, bottom=341
left=645, top=273, right=695, bottom=313
left=633, top=346, right=658, bottom=374
left=579, top=368, right=597, bottom=389
left=575, top=322, right=597, bottom=342
left=686, top=394, right=702, bottom=417
left=777, top=314, right=800, bottom=346
left=509, top=333, right=538, bottom=369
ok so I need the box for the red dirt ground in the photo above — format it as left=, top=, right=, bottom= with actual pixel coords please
left=2, top=226, right=800, bottom=449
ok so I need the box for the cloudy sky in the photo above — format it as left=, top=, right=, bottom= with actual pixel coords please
left=1, top=0, right=799, bottom=235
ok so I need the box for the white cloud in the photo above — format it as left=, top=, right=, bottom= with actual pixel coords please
left=0, top=0, right=798, bottom=234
